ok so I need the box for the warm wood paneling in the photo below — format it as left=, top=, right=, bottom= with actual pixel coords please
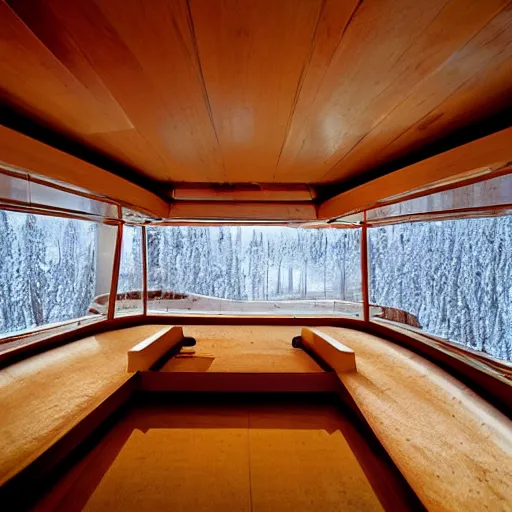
left=167, top=200, right=317, bottom=221
left=0, top=1, right=131, bottom=136
left=188, top=0, right=322, bottom=182
left=0, top=126, right=169, bottom=218
left=276, top=0, right=512, bottom=183
left=320, top=1, right=512, bottom=184
left=2, top=0, right=512, bottom=190
left=319, top=127, right=512, bottom=220
left=0, top=325, right=166, bottom=486
left=319, top=327, right=512, bottom=512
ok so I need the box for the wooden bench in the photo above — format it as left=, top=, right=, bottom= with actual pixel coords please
left=303, top=327, right=512, bottom=512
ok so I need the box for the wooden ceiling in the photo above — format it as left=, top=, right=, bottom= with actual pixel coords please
left=1, top=0, right=512, bottom=191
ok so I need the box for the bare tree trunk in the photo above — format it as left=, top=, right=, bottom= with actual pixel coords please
left=304, top=260, right=308, bottom=297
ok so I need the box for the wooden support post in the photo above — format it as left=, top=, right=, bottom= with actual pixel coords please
left=361, top=213, right=370, bottom=323
left=107, top=224, right=123, bottom=320
left=142, top=226, right=148, bottom=316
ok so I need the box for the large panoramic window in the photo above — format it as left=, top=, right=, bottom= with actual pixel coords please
left=146, top=226, right=362, bottom=316
left=368, top=216, right=512, bottom=361
left=0, top=211, right=116, bottom=339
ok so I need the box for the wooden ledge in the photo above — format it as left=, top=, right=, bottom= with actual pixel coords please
left=301, top=328, right=357, bottom=372
left=139, top=371, right=339, bottom=393
left=127, top=326, right=184, bottom=372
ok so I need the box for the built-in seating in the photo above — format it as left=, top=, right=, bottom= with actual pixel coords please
left=1, top=325, right=511, bottom=511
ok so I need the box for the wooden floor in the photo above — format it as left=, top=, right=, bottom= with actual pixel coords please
left=34, top=398, right=384, bottom=512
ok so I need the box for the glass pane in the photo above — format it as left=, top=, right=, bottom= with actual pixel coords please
left=115, top=225, right=143, bottom=316
left=0, top=211, right=116, bottom=341
left=147, top=226, right=362, bottom=317
left=368, top=216, right=512, bottom=361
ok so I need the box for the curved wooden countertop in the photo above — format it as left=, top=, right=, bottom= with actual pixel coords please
left=318, top=327, right=512, bottom=512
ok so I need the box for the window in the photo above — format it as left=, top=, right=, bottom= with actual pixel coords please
left=146, top=226, right=362, bottom=316
left=368, top=216, right=512, bottom=361
left=115, top=225, right=143, bottom=316
left=0, top=211, right=116, bottom=339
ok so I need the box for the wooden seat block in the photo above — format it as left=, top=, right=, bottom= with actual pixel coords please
left=127, top=326, right=184, bottom=372
left=301, top=328, right=356, bottom=372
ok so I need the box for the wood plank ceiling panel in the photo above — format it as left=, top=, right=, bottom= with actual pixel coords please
left=0, top=1, right=131, bottom=136
left=275, top=0, right=512, bottom=183
left=6, top=0, right=223, bottom=183
left=2, top=0, right=512, bottom=189
left=188, top=0, right=324, bottom=182
left=321, top=0, right=512, bottom=183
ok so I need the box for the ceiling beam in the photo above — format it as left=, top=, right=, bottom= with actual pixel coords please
left=171, top=184, right=316, bottom=202
left=167, top=201, right=317, bottom=221
left=0, top=125, right=169, bottom=218
left=318, top=127, right=512, bottom=220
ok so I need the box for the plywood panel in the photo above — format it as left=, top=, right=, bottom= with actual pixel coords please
left=92, top=0, right=225, bottom=182
left=249, top=411, right=383, bottom=511
left=35, top=401, right=383, bottom=512
left=323, top=2, right=512, bottom=183
left=160, top=325, right=323, bottom=373
left=189, top=0, right=323, bottom=182
left=80, top=425, right=252, bottom=512
left=318, top=327, right=512, bottom=512
left=276, top=0, right=511, bottom=183
left=0, top=1, right=130, bottom=136
left=0, top=325, right=166, bottom=486
left=2, top=0, right=512, bottom=189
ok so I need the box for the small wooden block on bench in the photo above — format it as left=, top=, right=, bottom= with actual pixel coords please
left=127, top=326, right=184, bottom=372
left=301, top=328, right=356, bottom=372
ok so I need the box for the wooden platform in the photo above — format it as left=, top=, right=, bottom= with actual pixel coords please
left=0, top=325, right=166, bottom=486
left=315, top=327, right=512, bottom=512
left=1, top=324, right=511, bottom=512
left=160, top=326, right=318, bottom=373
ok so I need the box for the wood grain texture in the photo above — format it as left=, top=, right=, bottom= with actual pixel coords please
left=319, top=127, right=512, bottom=219
left=160, top=325, right=321, bottom=373
left=2, top=0, right=511, bottom=187
left=322, top=2, right=512, bottom=183
left=188, top=0, right=322, bottom=182
left=127, top=326, right=183, bottom=372
left=167, top=201, right=317, bottom=220
left=301, top=327, right=356, bottom=372
left=316, top=327, right=512, bottom=512
left=0, top=126, right=169, bottom=218
left=1, top=324, right=510, bottom=511
left=0, top=324, right=166, bottom=486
